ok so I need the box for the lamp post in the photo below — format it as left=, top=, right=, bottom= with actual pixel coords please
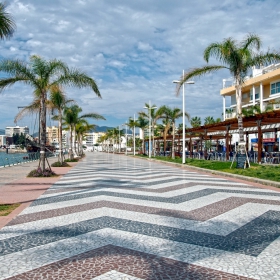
left=133, top=114, right=136, bottom=156
left=173, top=70, right=194, bottom=164
left=144, top=101, right=157, bottom=158
left=122, top=122, right=128, bottom=155
left=119, top=125, right=121, bottom=153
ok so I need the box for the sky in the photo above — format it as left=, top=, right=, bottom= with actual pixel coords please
left=1, top=0, right=280, bottom=132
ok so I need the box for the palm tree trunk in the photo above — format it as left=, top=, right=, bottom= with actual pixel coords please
left=163, top=132, right=167, bottom=155
left=58, top=109, right=63, bottom=164
left=152, top=124, right=155, bottom=156
left=73, top=127, right=77, bottom=156
left=172, top=122, right=175, bottom=159
left=69, top=126, right=74, bottom=160
left=235, top=83, right=245, bottom=144
left=39, top=91, right=47, bottom=171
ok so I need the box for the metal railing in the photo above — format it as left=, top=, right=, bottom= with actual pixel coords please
left=0, top=151, right=55, bottom=168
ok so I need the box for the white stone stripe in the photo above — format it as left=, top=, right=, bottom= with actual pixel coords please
left=3, top=203, right=280, bottom=240
left=92, top=270, right=142, bottom=280
left=0, top=228, right=279, bottom=280
left=20, top=191, right=280, bottom=216
left=60, top=172, right=207, bottom=180
left=39, top=183, right=277, bottom=200
left=56, top=176, right=225, bottom=186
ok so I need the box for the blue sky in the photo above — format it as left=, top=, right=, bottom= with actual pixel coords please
left=0, top=0, right=280, bottom=130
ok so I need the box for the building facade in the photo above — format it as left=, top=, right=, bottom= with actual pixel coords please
left=46, top=126, right=67, bottom=147
left=221, top=63, right=280, bottom=152
left=0, top=135, right=6, bottom=146
left=221, top=63, right=280, bottom=120
left=5, top=126, right=29, bottom=137
left=83, top=132, right=105, bottom=147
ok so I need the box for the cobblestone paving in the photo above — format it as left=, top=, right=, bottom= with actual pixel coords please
left=1, top=153, right=280, bottom=279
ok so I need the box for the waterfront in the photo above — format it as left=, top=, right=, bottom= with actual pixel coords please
left=0, top=152, right=30, bottom=167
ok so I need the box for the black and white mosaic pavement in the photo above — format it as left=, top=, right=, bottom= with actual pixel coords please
left=1, top=153, right=280, bottom=279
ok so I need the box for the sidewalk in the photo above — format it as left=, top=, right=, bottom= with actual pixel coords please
left=0, top=157, right=78, bottom=229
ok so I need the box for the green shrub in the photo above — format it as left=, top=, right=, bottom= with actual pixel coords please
left=27, top=167, right=56, bottom=177
left=51, top=161, right=70, bottom=167
left=64, top=158, right=79, bottom=162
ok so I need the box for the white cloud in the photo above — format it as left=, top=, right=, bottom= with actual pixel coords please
left=1, top=0, right=280, bottom=129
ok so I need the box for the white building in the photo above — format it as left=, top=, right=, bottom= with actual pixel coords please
left=83, top=132, right=105, bottom=147
left=5, top=126, right=29, bottom=137
left=0, top=135, right=6, bottom=146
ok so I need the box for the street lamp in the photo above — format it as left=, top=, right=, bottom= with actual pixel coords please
left=173, top=70, right=194, bottom=164
left=119, top=125, right=121, bottom=153
left=144, top=100, right=157, bottom=158
left=122, top=122, right=128, bottom=155
left=133, top=114, right=136, bottom=156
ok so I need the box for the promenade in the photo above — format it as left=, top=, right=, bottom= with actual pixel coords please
left=0, top=153, right=280, bottom=279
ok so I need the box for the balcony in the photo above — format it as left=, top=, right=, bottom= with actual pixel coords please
left=225, top=108, right=236, bottom=120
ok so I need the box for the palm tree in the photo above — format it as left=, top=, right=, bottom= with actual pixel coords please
left=176, top=34, right=280, bottom=145
left=159, top=106, right=190, bottom=159
left=0, top=2, right=15, bottom=40
left=50, top=86, right=75, bottom=163
left=190, top=116, right=201, bottom=128
left=139, top=103, right=163, bottom=155
left=204, top=116, right=216, bottom=125
left=127, top=117, right=138, bottom=154
left=135, top=116, right=149, bottom=154
left=75, top=121, right=95, bottom=156
left=0, top=55, right=101, bottom=171
left=157, top=116, right=171, bottom=155
left=63, top=105, right=105, bottom=159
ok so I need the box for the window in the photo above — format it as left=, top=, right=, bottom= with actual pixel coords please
left=271, top=81, right=280, bottom=95
left=250, top=87, right=260, bottom=101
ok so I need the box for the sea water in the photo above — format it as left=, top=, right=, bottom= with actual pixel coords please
left=0, top=152, right=29, bottom=167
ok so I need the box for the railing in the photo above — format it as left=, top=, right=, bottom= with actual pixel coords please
left=0, top=151, right=55, bottom=168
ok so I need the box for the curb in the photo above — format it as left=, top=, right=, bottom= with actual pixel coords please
left=135, top=156, right=280, bottom=189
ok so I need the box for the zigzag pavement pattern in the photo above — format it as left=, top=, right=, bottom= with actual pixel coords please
left=1, top=153, right=280, bottom=279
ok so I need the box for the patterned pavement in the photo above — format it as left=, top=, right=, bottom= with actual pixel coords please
left=0, top=153, right=280, bottom=279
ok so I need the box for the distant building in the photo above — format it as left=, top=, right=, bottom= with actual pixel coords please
left=5, top=126, right=29, bottom=137
left=0, top=135, right=6, bottom=146
left=83, top=132, right=105, bottom=146
left=46, top=126, right=67, bottom=146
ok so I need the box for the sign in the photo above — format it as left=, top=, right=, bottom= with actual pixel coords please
left=236, top=154, right=247, bottom=169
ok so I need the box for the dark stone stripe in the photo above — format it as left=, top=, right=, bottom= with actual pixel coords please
left=2, top=210, right=280, bottom=257
left=8, top=197, right=280, bottom=226
left=45, top=181, right=254, bottom=195
left=31, top=187, right=280, bottom=207
left=6, top=245, right=252, bottom=280
left=54, top=177, right=230, bottom=190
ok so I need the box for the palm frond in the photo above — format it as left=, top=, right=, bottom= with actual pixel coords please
left=0, top=2, right=16, bottom=39
left=79, top=113, right=106, bottom=120
left=56, top=69, right=101, bottom=98
left=241, top=33, right=261, bottom=51
left=175, top=65, right=226, bottom=96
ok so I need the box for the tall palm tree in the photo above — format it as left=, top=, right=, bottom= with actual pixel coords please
left=63, top=105, right=105, bottom=159
left=135, top=116, right=149, bottom=154
left=139, top=103, right=163, bottom=155
left=50, top=86, right=74, bottom=163
left=204, top=116, right=216, bottom=125
left=0, top=55, right=101, bottom=171
left=190, top=116, right=201, bottom=128
left=176, top=34, right=280, bottom=145
left=127, top=117, right=138, bottom=153
left=75, top=121, right=95, bottom=156
left=0, top=2, right=15, bottom=40
left=159, top=106, right=190, bottom=159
